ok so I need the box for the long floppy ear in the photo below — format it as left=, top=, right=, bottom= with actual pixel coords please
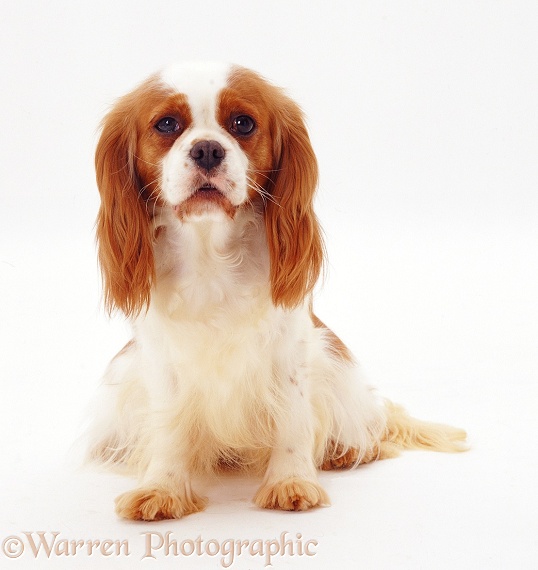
left=265, top=98, right=325, bottom=309
left=95, top=95, right=154, bottom=317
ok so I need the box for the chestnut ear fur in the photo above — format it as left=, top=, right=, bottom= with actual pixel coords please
left=264, top=92, right=325, bottom=309
left=95, top=88, right=155, bottom=317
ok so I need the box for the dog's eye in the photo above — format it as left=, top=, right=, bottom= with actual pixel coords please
left=231, top=115, right=256, bottom=136
left=155, top=117, right=181, bottom=134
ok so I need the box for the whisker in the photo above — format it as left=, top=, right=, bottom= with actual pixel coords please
left=246, top=175, right=281, bottom=208
left=249, top=168, right=281, bottom=184
left=139, top=179, right=159, bottom=196
left=251, top=167, right=282, bottom=174
left=138, top=179, right=162, bottom=217
left=133, top=155, right=161, bottom=168
left=151, top=188, right=164, bottom=219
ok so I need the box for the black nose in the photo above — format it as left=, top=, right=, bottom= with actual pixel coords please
left=190, top=140, right=225, bottom=172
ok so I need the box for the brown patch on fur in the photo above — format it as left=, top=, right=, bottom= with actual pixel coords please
left=217, top=72, right=273, bottom=203
left=311, top=314, right=354, bottom=363
left=95, top=78, right=192, bottom=317
left=223, top=67, right=325, bottom=310
left=254, top=477, right=330, bottom=511
left=320, top=442, right=359, bottom=470
left=115, top=487, right=207, bottom=521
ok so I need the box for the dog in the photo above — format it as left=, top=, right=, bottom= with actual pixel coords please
left=87, top=62, right=467, bottom=521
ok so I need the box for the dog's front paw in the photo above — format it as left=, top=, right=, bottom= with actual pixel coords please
left=254, top=477, right=330, bottom=511
left=115, top=487, right=207, bottom=521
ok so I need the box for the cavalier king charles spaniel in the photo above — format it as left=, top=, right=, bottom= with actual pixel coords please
left=88, top=62, right=467, bottom=521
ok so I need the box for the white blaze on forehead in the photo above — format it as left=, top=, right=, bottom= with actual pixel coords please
left=159, top=62, right=232, bottom=126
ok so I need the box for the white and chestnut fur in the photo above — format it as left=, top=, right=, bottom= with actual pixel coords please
left=88, top=62, right=467, bottom=521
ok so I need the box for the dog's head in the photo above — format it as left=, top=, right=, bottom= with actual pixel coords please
left=96, top=63, right=323, bottom=316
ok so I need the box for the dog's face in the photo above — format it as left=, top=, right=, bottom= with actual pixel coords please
left=95, top=63, right=323, bottom=315
left=119, top=62, right=282, bottom=222
left=129, top=63, right=277, bottom=221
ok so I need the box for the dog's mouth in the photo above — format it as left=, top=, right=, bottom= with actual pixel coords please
left=173, top=182, right=238, bottom=221
left=194, top=182, right=224, bottom=198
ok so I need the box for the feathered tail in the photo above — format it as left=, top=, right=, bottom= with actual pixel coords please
left=373, top=400, right=468, bottom=461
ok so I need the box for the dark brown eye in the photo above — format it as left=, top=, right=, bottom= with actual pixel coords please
left=231, top=115, right=256, bottom=136
left=155, top=117, right=181, bottom=134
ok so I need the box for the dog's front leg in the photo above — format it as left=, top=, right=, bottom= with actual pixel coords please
left=115, top=378, right=206, bottom=521
left=254, top=370, right=329, bottom=511
left=115, top=437, right=206, bottom=521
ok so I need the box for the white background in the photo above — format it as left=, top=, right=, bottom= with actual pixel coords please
left=1, top=1, right=537, bottom=568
